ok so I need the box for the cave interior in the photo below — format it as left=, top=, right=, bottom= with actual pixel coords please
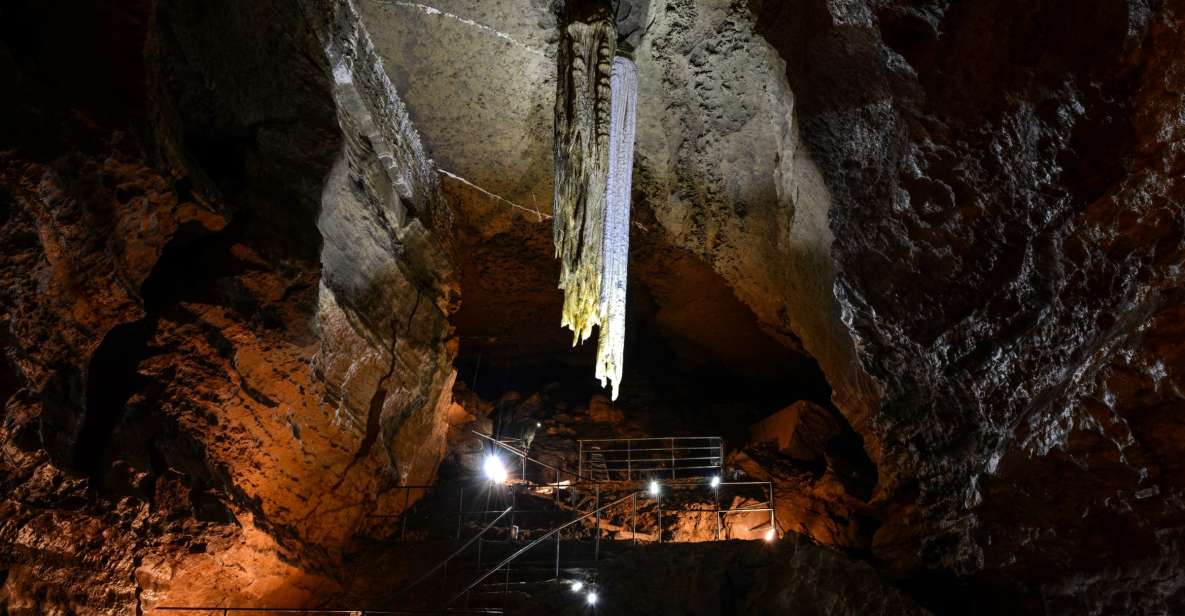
left=2, top=0, right=1185, bottom=615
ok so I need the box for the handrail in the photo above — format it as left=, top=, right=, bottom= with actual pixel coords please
left=578, top=436, right=721, bottom=442
left=578, top=436, right=724, bottom=481
left=441, top=493, right=635, bottom=609
left=470, top=429, right=598, bottom=484
left=390, top=505, right=513, bottom=600
left=155, top=609, right=501, bottom=615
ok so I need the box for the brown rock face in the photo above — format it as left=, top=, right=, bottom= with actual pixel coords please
left=749, top=401, right=842, bottom=462
left=1, top=0, right=458, bottom=612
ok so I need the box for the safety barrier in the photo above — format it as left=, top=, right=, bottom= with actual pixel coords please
left=577, top=436, right=725, bottom=480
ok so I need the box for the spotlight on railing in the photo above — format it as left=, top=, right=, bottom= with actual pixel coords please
left=483, top=455, right=508, bottom=484
left=586, top=591, right=599, bottom=605
left=709, top=475, right=721, bottom=489
left=648, top=480, right=660, bottom=497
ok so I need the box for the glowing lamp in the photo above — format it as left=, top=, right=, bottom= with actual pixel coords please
left=764, top=528, right=776, bottom=542
left=586, top=591, right=599, bottom=605
left=571, top=581, right=584, bottom=592
left=648, top=480, right=660, bottom=497
left=709, top=476, right=721, bottom=489
left=483, top=455, right=508, bottom=484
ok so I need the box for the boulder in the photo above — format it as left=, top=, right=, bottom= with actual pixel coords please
left=749, top=401, right=842, bottom=462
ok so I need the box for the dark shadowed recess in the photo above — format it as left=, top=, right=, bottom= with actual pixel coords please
left=452, top=215, right=837, bottom=446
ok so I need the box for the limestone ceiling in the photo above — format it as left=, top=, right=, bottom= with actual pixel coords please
left=359, top=0, right=558, bottom=216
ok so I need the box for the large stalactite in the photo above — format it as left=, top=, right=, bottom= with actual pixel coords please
left=553, top=2, right=615, bottom=339
left=553, top=1, right=635, bottom=398
left=595, top=55, right=637, bottom=400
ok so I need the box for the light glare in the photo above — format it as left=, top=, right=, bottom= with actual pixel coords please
left=648, top=480, right=660, bottom=497
left=483, top=455, right=508, bottom=484
left=710, top=476, right=721, bottom=488
left=764, top=528, right=776, bottom=542
left=571, top=581, right=584, bottom=592
left=586, top=591, right=598, bottom=605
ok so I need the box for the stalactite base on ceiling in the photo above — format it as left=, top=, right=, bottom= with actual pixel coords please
left=553, top=6, right=636, bottom=400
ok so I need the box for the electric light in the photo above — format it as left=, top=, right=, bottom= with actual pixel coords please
left=483, top=455, right=508, bottom=484
left=571, top=581, right=584, bottom=592
left=764, top=528, right=776, bottom=542
left=586, top=591, right=598, bottom=605
left=648, top=480, right=660, bottom=497
left=709, top=476, right=721, bottom=489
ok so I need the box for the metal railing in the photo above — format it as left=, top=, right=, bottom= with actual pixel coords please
left=577, top=436, right=725, bottom=480
left=442, top=493, right=636, bottom=610
left=155, top=608, right=502, bottom=615
left=160, top=433, right=772, bottom=616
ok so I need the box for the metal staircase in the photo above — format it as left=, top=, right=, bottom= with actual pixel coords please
left=157, top=430, right=772, bottom=616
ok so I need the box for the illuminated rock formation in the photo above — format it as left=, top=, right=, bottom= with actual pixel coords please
left=553, top=2, right=637, bottom=399
left=552, top=4, right=615, bottom=347
left=595, top=56, right=637, bottom=400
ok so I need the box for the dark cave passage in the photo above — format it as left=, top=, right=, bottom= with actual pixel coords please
left=450, top=213, right=839, bottom=446
left=444, top=198, right=880, bottom=559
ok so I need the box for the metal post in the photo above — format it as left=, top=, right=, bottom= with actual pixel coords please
left=401, top=485, right=410, bottom=540
left=769, top=482, right=776, bottom=540
left=456, top=487, right=464, bottom=540
left=504, top=557, right=511, bottom=611
left=555, top=522, right=561, bottom=579
left=510, top=489, right=516, bottom=537
left=715, top=484, right=721, bottom=541
left=670, top=437, right=676, bottom=479
left=657, top=494, right=662, bottom=543
left=627, top=439, right=632, bottom=481
left=631, top=491, right=637, bottom=545
left=555, top=467, right=560, bottom=504
left=578, top=441, right=584, bottom=479
left=475, top=535, right=483, bottom=576
left=594, top=484, right=601, bottom=561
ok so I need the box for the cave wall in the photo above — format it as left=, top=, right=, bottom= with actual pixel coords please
left=749, top=0, right=1185, bottom=612
left=3, top=0, right=1185, bottom=614
left=629, top=0, right=883, bottom=449
left=0, top=0, right=459, bottom=612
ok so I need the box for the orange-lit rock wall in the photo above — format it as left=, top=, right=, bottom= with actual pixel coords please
left=0, top=0, right=458, bottom=612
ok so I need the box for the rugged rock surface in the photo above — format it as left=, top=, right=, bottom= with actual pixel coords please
left=3, top=0, right=1185, bottom=614
left=1, top=0, right=458, bottom=612
left=750, top=0, right=1185, bottom=612
left=362, top=0, right=864, bottom=415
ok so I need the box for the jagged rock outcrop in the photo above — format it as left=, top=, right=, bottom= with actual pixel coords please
left=750, top=0, right=1185, bottom=612
left=1, top=0, right=459, bottom=612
